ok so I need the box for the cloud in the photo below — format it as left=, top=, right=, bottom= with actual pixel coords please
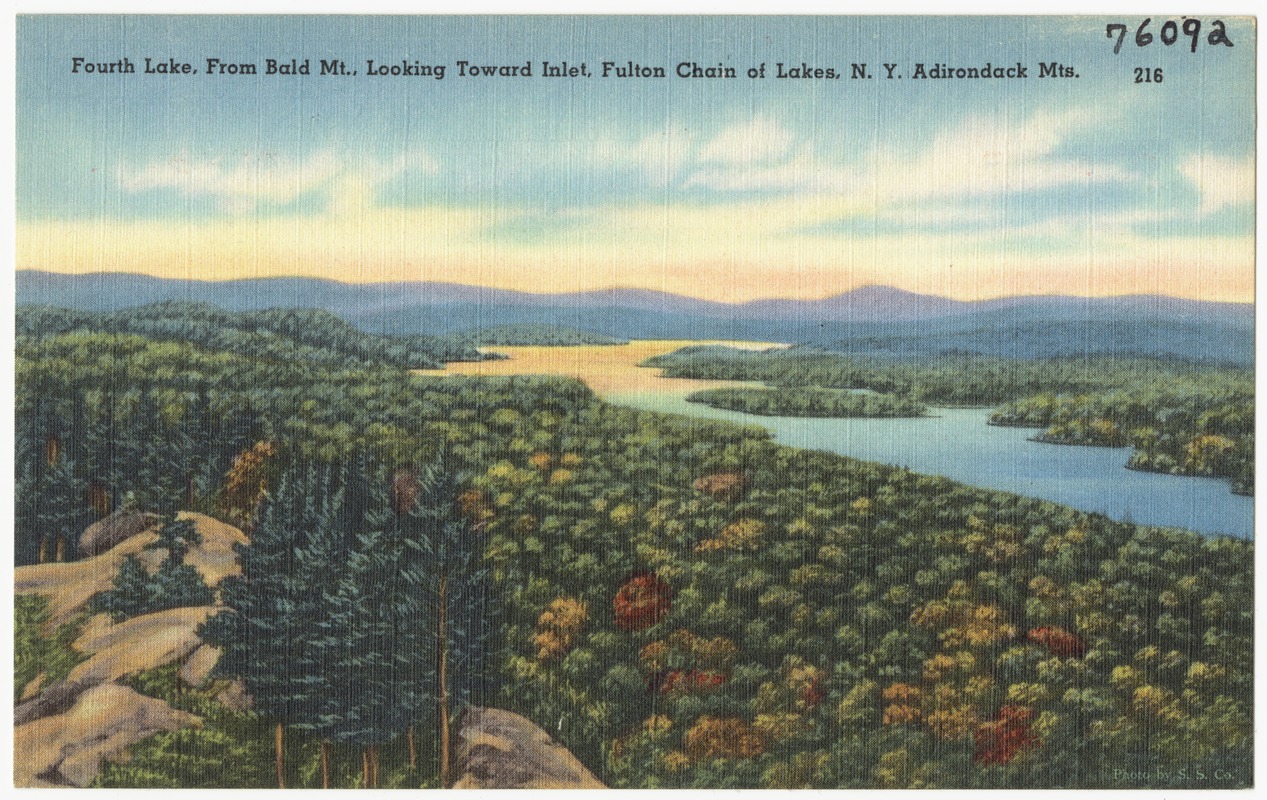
left=1179, top=152, right=1254, bottom=214
left=696, top=116, right=796, bottom=165
left=115, top=150, right=437, bottom=214
left=677, top=106, right=1132, bottom=208
left=885, top=107, right=1134, bottom=202
left=589, top=132, right=692, bottom=190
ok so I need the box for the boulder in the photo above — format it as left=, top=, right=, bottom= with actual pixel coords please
left=79, top=510, right=160, bottom=557
left=14, top=678, right=94, bottom=727
left=19, top=672, right=45, bottom=702
left=14, top=682, right=200, bottom=787
left=453, top=707, right=604, bottom=789
left=67, top=606, right=215, bottom=688
left=214, top=679, right=253, bottom=713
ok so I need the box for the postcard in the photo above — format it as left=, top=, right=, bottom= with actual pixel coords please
left=13, top=14, right=1254, bottom=789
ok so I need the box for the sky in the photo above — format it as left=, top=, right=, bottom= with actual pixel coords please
left=15, top=15, right=1257, bottom=302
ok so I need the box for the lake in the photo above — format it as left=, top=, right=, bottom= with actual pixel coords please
left=431, top=341, right=1253, bottom=540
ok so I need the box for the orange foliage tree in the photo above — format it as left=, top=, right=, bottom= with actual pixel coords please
left=218, top=441, right=277, bottom=526
left=683, top=716, right=765, bottom=761
left=692, top=472, right=747, bottom=502
left=1026, top=626, right=1087, bottom=659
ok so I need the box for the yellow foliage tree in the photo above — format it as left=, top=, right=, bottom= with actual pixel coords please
left=532, top=597, right=588, bottom=661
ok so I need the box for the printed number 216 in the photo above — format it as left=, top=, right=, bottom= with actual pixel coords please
left=1134, top=67, right=1162, bottom=83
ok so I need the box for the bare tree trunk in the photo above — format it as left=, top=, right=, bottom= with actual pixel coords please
left=55, top=535, right=64, bottom=562
left=437, top=570, right=450, bottom=787
left=38, top=536, right=47, bottom=565
left=370, top=744, right=379, bottom=788
left=361, top=748, right=370, bottom=788
left=408, top=724, right=416, bottom=770
left=274, top=723, right=286, bottom=789
left=321, top=740, right=330, bottom=789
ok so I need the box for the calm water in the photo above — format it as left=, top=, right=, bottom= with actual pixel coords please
left=610, top=389, right=1253, bottom=540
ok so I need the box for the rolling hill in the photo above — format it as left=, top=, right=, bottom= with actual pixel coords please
left=17, top=271, right=1252, bottom=364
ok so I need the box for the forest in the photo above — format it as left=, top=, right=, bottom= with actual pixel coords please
left=14, top=308, right=1254, bottom=789
left=647, top=346, right=1254, bottom=495
left=445, top=324, right=628, bottom=347
left=17, top=303, right=484, bottom=369
left=687, top=387, right=926, bottom=418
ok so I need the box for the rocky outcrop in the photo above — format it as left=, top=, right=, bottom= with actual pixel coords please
left=14, top=683, right=200, bottom=787
left=15, top=532, right=157, bottom=629
left=79, top=510, right=160, bottom=557
left=179, top=644, right=224, bottom=689
left=14, top=513, right=246, bottom=787
left=453, top=707, right=604, bottom=789
left=179, top=513, right=248, bottom=588
left=16, top=512, right=244, bottom=629
left=67, top=606, right=215, bottom=688
left=15, top=606, right=216, bottom=727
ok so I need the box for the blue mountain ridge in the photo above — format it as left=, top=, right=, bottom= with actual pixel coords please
left=17, top=270, right=1252, bottom=364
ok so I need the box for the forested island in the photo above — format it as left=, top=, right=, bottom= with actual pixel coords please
left=646, top=346, right=1253, bottom=495
left=446, top=324, right=628, bottom=347
left=15, top=306, right=1253, bottom=789
left=686, top=387, right=926, bottom=418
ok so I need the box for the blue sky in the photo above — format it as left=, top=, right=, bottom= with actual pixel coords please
left=16, top=15, right=1256, bottom=301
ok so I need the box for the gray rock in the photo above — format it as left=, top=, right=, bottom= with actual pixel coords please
left=14, top=682, right=200, bottom=787
left=214, top=679, right=254, bottom=713
left=453, top=707, right=603, bottom=789
left=79, top=510, right=160, bottom=557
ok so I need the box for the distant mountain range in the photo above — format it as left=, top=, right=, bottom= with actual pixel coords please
left=17, top=270, right=1253, bottom=364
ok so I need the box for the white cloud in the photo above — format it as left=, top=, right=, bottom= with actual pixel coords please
left=684, top=144, right=833, bottom=193
left=116, top=150, right=437, bottom=214
left=684, top=106, right=1127, bottom=197
left=860, top=106, right=1133, bottom=205
left=696, top=116, right=796, bottom=166
left=1179, top=152, right=1254, bottom=214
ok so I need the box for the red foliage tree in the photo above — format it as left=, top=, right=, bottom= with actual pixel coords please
left=801, top=673, right=825, bottom=709
left=1027, top=626, right=1087, bottom=658
left=613, top=573, right=673, bottom=631
left=973, top=705, right=1038, bottom=766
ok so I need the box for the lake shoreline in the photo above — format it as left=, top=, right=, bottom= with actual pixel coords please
left=424, top=339, right=1251, bottom=540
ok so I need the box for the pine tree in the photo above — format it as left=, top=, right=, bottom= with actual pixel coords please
left=201, top=459, right=344, bottom=788
left=406, top=456, right=496, bottom=786
left=202, top=451, right=489, bottom=788
left=92, top=555, right=153, bottom=621
left=311, top=453, right=435, bottom=786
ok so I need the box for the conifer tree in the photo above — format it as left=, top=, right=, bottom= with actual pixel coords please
left=202, top=459, right=345, bottom=788
left=407, top=456, right=496, bottom=786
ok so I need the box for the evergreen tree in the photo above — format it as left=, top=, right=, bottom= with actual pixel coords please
left=92, top=555, right=153, bottom=621
left=91, top=512, right=214, bottom=623
left=309, top=453, right=436, bottom=787
left=406, top=456, right=497, bottom=786
left=201, top=459, right=345, bottom=788
left=149, top=515, right=202, bottom=560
